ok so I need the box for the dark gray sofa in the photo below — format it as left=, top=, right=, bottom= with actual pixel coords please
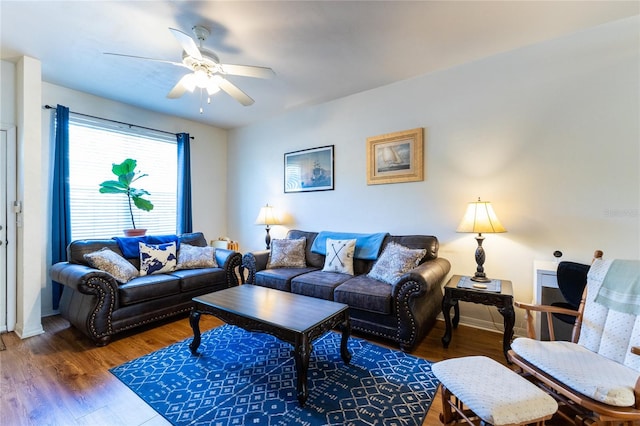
left=50, top=232, right=241, bottom=345
left=242, top=230, right=451, bottom=352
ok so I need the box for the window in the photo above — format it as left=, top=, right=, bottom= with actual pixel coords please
left=68, top=114, right=177, bottom=240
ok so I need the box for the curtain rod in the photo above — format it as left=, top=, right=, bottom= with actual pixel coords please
left=44, top=105, right=194, bottom=140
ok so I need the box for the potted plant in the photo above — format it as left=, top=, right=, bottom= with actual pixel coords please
left=99, top=158, right=154, bottom=236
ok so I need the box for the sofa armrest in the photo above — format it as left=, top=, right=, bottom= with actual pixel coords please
left=214, top=248, right=243, bottom=287
left=241, top=250, right=270, bottom=284
left=392, top=257, right=451, bottom=351
left=51, top=262, right=119, bottom=296
left=50, top=262, right=120, bottom=345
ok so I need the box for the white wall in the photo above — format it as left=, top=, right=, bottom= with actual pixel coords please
left=228, top=17, right=640, bottom=333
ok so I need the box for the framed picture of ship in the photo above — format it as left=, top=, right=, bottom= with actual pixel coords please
left=366, top=128, right=424, bottom=185
left=284, top=145, right=334, bottom=193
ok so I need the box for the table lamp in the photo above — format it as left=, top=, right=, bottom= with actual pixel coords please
left=255, top=204, right=280, bottom=249
left=456, top=198, right=506, bottom=282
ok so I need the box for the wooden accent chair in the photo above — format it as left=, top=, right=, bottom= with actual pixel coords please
left=508, top=252, right=640, bottom=426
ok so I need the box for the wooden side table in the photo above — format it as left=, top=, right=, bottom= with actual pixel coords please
left=441, top=275, right=515, bottom=361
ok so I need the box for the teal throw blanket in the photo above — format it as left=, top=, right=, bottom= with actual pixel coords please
left=594, top=259, right=640, bottom=315
left=310, top=231, right=388, bottom=260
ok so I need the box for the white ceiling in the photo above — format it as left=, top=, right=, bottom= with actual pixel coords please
left=1, top=1, right=638, bottom=129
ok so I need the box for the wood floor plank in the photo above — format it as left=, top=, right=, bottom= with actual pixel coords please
left=0, top=313, right=571, bottom=426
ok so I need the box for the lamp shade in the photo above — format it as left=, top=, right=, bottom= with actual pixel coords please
left=456, top=199, right=506, bottom=235
left=255, top=204, right=280, bottom=226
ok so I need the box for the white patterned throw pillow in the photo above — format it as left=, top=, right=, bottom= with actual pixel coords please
left=176, top=244, right=217, bottom=270
left=139, top=241, right=177, bottom=276
left=84, top=247, right=139, bottom=283
left=368, top=241, right=426, bottom=285
left=322, top=238, right=356, bottom=275
left=267, top=238, right=307, bottom=268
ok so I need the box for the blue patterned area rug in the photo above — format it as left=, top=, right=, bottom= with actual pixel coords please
left=110, top=325, right=439, bottom=425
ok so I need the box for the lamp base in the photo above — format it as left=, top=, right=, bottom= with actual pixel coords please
left=471, top=234, right=491, bottom=283
left=265, top=226, right=272, bottom=250
left=470, top=274, right=491, bottom=283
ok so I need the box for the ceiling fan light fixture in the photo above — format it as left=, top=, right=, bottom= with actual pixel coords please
left=194, top=68, right=209, bottom=88
left=206, top=75, right=224, bottom=95
left=182, top=73, right=196, bottom=92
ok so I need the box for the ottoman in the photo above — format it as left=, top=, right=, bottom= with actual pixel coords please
left=432, top=356, right=558, bottom=426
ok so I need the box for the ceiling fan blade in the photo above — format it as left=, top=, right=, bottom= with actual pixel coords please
left=104, top=52, right=187, bottom=68
left=218, top=79, right=254, bottom=106
left=221, top=64, right=275, bottom=79
left=167, top=74, right=195, bottom=99
left=169, top=28, right=202, bottom=61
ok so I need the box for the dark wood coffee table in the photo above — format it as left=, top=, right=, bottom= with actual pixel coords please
left=189, top=284, right=352, bottom=405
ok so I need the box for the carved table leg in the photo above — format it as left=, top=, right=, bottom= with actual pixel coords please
left=293, top=334, right=312, bottom=405
left=340, top=317, right=352, bottom=365
left=498, top=304, right=515, bottom=362
left=452, top=301, right=460, bottom=328
left=442, top=294, right=456, bottom=348
left=189, top=310, right=202, bottom=355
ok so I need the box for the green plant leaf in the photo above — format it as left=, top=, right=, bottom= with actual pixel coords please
left=112, top=159, right=136, bottom=176
left=133, top=196, right=154, bottom=212
left=99, top=158, right=154, bottom=228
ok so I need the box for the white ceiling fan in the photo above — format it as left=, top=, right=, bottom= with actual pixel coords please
left=105, top=25, right=275, bottom=107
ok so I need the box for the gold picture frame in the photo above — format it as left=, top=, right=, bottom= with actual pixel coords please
left=366, top=128, right=424, bottom=185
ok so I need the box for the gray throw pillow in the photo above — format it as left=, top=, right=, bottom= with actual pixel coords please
left=84, top=247, right=139, bottom=283
left=267, top=238, right=307, bottom=268
left=367, top=241, right=426, bottom=285
left=176, top=243, right=218, bottom=270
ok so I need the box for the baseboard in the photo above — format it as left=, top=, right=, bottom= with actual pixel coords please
left=14, top=324, right=45, bottom=339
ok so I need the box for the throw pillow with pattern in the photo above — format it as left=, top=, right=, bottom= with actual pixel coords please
left=322, top=238, right=356, bottom=275
left=267, top=238, right=307, bottom=268
left=368, top=241, right=426, bottom=285
left=139, top=241, right=177, bottom=276
left=84, top=247, right=139, bottom=283
left=176, top=243, right=218, bottom=270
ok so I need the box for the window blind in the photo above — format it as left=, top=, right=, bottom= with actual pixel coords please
left=68, top=114, right=177, bottom=240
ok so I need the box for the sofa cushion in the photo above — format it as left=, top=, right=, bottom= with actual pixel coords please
left=255, top=267, right=319, bottom=292
left=291, top=270, right=353, bottom=300
left=176, top=243, right=217, bottom=270
left=83, top=247, right=139, bottom=283
left=322, top=238, right=356, bottom=275
left=267, top=238, right=307, bottom=268
left=139, top=242, right=177, bottom=276
left=368, top=241, right=426, bottom=285
left=118, top=274, right=182, bottom=306
left=334, top=275, right=393, bottom=315
left=170, top=268, right=225, bottom=292
left=511, top=338, right=640, bottom=407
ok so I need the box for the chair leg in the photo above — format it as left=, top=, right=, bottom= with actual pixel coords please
left=440, top=384, right=456, bottom=425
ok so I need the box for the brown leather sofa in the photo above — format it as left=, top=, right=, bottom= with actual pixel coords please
left=50, top=232, right=241, bottom=345
left=242, top=230, right=451, bottom=352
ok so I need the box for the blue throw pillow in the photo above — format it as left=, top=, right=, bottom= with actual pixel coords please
left=139, top=241, right=177, bottom=276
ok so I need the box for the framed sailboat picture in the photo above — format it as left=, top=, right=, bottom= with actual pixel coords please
left=366, top=128, right=424, bottom=185
left=284, top=145, right=334, bottom=193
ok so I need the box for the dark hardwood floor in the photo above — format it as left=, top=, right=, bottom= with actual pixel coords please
left=0, top=314, right=568, bottom=425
